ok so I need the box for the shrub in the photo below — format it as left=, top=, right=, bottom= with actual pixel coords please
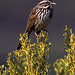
left=0, top=31, right=51, bottom=75
left=54, top=25, right=75, bottom=75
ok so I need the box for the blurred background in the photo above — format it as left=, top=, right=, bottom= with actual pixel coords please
left=0, top=0, right=75, bottom=74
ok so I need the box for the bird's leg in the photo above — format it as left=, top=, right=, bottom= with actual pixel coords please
left=34, top=31, right=41, bottom=37
left=35, top=31, right=42, bottom=42
left=35, top=30, right=48, bottom=38
left=35, top=30, right=48, bottom=43
left=34, top=32, right=39, bottom=42
left=34, top=32, right=38, bottom=37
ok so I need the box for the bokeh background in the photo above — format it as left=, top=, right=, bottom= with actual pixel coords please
left=0, top=0, right=75, bottom=74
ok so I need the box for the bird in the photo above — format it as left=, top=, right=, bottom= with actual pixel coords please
left=17, top=0, right=56, bottom=50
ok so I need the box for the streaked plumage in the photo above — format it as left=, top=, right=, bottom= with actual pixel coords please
left=17, top=0, right=56, bottom=50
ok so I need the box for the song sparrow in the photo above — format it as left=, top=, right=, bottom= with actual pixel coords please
left=17, top=0, right=56, bottom=50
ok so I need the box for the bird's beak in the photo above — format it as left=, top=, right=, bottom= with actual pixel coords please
left=51, top=2, right=56, bottom=5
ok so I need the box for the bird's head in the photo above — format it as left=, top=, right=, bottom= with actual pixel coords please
left=37, top=0, right=56, bottom=9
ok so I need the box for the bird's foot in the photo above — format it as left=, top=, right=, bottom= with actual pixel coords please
left=35, top=30, right=48, bottom=43
left=35, top=32, right=42, bottom=43
left=35, top=32, right=42, bottom=37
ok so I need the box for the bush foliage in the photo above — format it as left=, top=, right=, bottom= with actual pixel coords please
left=0, top=31, right=51, bottom=75
left=0, top=26, right=75, bottom=75
left=54, top=25, right=75, bottom=75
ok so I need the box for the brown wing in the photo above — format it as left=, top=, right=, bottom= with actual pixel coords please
left=25, top=8, right=38, bottom=34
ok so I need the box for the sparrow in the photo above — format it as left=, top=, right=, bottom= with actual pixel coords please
left=17, top=0, right=56, bottom=50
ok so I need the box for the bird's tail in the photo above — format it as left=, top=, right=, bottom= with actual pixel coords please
left=16, top=29, right=31, bottom=50
left=16, top=41, right=22, bottom=50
